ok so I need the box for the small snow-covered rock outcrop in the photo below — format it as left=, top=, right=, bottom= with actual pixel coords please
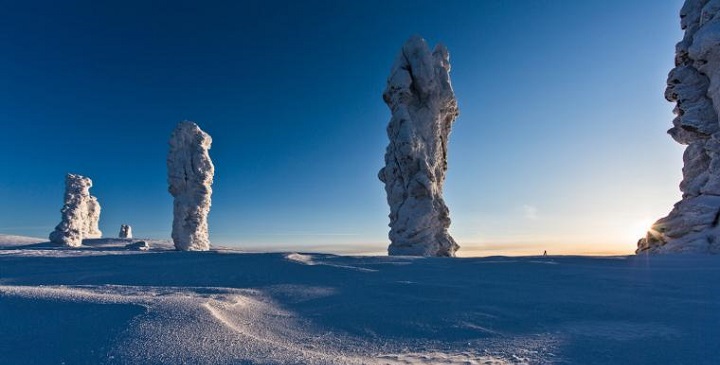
left=125, top=240, right=149, bottom=251
left=119, top=224, right=132, bottom=239
left=639, top=0, right=720, bottom=254
left=49, top=173, right=102, bottom=247
left=167, top=121, right=214, bottom=251
left=378, top=36, right=460, bottom=257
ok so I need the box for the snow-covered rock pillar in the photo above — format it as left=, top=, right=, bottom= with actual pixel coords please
left=49, top=173, right=102, bottom=247
left=378, top=36, right=460, bottom=257
left=167, top=121, right=214, bottom=251
left=638, top=0, right=720, bottom=253
left=119, top=224, right=132, bottom=239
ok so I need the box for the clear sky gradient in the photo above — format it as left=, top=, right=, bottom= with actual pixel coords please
left=0, top=0, right=686, bottom=255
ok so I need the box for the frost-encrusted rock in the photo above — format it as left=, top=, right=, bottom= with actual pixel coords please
left=167, top=121, right=214, bottom=251
left=119, top=224, right=132, bottom=239
left=378, top=36, right=460, bottom=257
left=638, top=0, right=720, bottom=254
left=125, top=240, right=149, bottom=251
left=49, top=173, right=102, bottom=247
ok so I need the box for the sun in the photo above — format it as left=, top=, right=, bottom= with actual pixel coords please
left=627, top=218, right=654, bottom=241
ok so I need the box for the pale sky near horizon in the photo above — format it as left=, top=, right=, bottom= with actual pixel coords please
left=0, top=0, right=687, bottom=256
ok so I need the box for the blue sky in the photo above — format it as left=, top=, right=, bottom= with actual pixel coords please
left=0, top=0, right=686, bottom=255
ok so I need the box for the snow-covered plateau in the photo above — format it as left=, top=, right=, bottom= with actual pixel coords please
left=0, top=234, right=717, bottom=364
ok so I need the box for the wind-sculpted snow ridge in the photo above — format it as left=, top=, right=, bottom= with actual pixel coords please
left=378, top=35, right=460, bottom=257
left=638, top=1, right=720, bottom=254
left=167, top=121, right=214, bottom=251
left=48, top=173, right=102, bottom=247
left=0, top=284, right=523, bottom=365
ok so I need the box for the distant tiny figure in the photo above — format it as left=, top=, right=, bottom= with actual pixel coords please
left=543, top=250, right=547, bottom=257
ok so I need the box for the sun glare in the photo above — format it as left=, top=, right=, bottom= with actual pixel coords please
left=628, top=218, right=654, bottom=241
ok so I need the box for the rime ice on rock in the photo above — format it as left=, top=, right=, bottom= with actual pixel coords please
left=119, top=224, right=132, bottom=239
left=167, top=121, right=214, bottom=251
left=49, top=173, right=102, bottom=247
left=125, top=240, right=149, bottom=250
left=638, top=0, right=720, bottom=253
left=378, top=36, right=460, bottom=257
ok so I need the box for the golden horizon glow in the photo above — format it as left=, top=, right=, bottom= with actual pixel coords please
left=625, top=218, right=654, bottom=243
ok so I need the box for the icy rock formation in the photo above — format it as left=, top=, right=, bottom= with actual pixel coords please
left=167, top=121, right=214, bottom=251
left=49, top=174, right=102, bottom=247
left=125, top=240, right=149, bottom=251
left=119, top=224, right=132, bottom=239
left=378, top=36, right=460, bottom=257
left=638, top=0, right=720, bottom=254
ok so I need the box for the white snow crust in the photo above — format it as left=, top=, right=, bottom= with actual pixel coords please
left=2, top=234, right=718, bottom=364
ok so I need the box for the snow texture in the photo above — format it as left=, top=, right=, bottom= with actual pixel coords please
left=1, top=234, right=719, bottom=364
left=167, top=121, right=214, bottom=251
left=378, top=36, right=460, bottom=257
left=119, top=225, right=132, bottom=239
left=48, top=173, right=102, bottom=247
left=639, top=0, right=720, bottom=254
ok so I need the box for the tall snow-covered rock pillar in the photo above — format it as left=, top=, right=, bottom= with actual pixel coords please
left=49, top=173, right=102, bottom=247
left=378, top=36, right=460, bottom=257
left=638, top=0, right=720, bottom=253
left=167, top=121, right=215, bottom=251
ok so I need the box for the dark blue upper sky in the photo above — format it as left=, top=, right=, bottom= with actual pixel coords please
left=0, top=0, right=686, bottom=255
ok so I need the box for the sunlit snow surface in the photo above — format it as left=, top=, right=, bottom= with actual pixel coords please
left=1, top=235, right=718, bottom=364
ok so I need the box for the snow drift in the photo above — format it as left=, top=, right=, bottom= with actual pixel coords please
left=1, top=234, right=718, bottom=364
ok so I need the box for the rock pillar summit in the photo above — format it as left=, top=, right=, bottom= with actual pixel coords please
left=639, top=0, right=720, bottom=253
left=378, top=36, right=460, bottom=257
left=167, top=121, right=215, bottom=251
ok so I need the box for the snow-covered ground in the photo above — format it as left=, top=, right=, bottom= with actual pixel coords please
left=1, top=234, right=718, bottom=364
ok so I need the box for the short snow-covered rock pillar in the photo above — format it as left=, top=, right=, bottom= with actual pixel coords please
left=119, top=224, right=132, bottom=239
left=167, top=121, right=215, bottom=251
left=378, top=36, right=460, bottom=257
left=49, top=173, right=102, bottom=247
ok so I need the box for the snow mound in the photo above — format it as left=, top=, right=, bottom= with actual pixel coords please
left=0, top=234, right=46, bottom=246
left=124, top=241, right=149, bottom=250
left=286, top=252, right=316, bottom=265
